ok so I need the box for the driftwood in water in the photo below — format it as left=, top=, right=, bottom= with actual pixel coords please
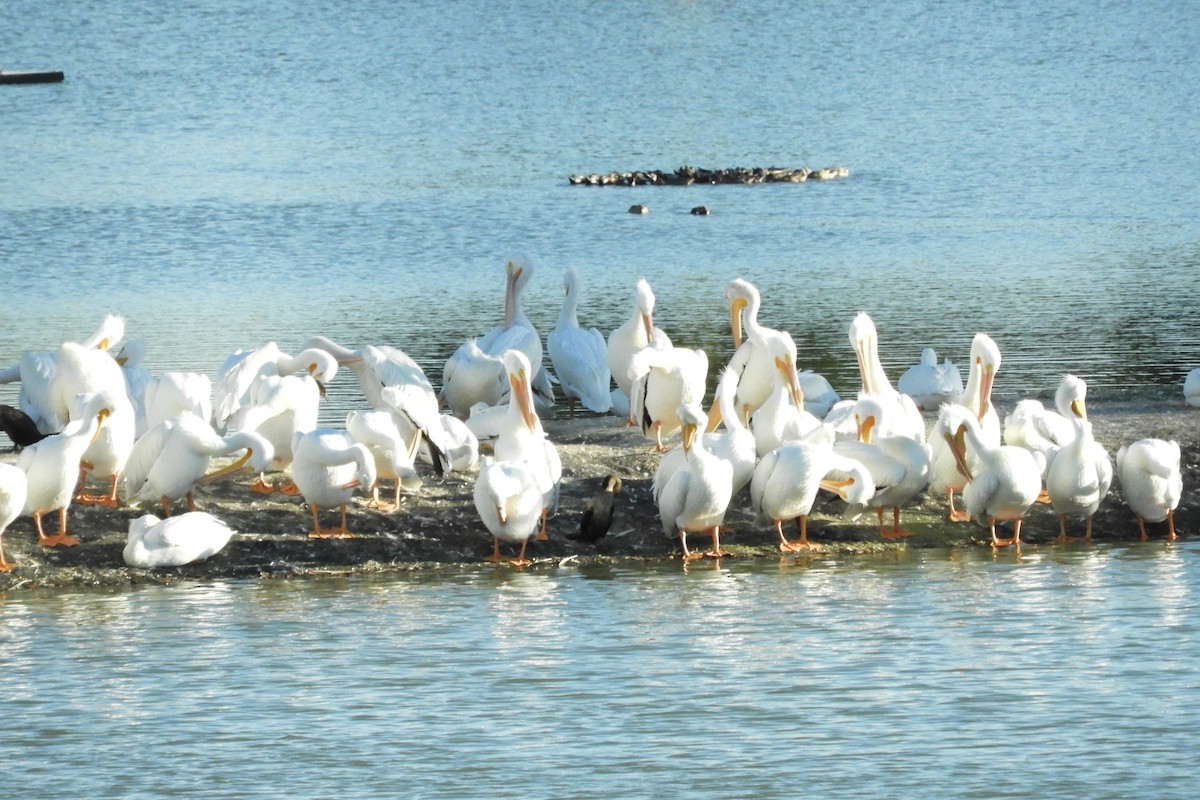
left=568, top=165, right=849, bottom=186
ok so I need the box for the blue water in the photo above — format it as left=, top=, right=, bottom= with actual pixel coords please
left=2, top=2, right=1199, bottom=796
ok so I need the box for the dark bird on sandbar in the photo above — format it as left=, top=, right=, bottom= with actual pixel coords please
left=571, top=474, right=623, bottom=543
left=0, top=404, right=47, bottom=451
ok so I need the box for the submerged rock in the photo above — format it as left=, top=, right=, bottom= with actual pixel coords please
left=570, top=165, right=848, bottom=186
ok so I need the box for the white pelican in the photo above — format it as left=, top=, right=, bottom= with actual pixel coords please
left=607, top=278, right=672, bottom=421
left=115, top=338, right=152, bottom=435
left=1116, top=438, right=1183, bottom=541
left=937, top=403, right=1041, bottom=546
left=46, top=322, right=128, bottom=439
left=1003, top=398, right=1074, bottom=491
left=346, top=408, right=422, bottom=511
left=655, top=403, right=734, bottom=559
left=233, top=371, right=325, bottom=493
left=290, top=428, right=377, bottom=539
left=0, top=463, right=28, bottom=571
left=928, top=333, right=1002, bottom=521
left=17, top=392, right=113, bottom=547
left=142, top=371, right=213, bottom=433
left=750, top=441, right=874, bottom=551
left=119, top=413, right=275, bottom=516
left=629, top=345, right=708, bottom=451
left=654, top=367, right=756, bottom=501
left=722, top=277, right=799, bottom=423
left=833, top=395, right=932, bottom=539
left=433, top=413, right=480, bottom=473
left=798, top=370, right=841, bottom=419
left=1185, top=369, right=1200, bottom=407
left=212, top=343, right=337, bottom=434
left=123, top=512, right=236, bottom=568
left=897, top=347, right=963, bottom=411
left=73, top=386, right=137, bottom=508
left=547, top=266, right=612, bottom=414
left=473, top=456, right=543, bottom=566
left=494, top=350, right=561, bottom=540
left=439, top=339, right=507, bottom=420
left=828, top=312, right=925, bottom=442
left=0, top=314, right=124, bottom=434
left=750, top=339, right=825, bottom=457
left=1044, top=375, right=1112, bottom=543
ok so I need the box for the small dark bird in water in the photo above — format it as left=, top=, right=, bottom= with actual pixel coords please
left=690, top=205, right=711, bottom=216
left=571, top=474, right=623, bottom=543
left=0, top=404, right=46, bottom=451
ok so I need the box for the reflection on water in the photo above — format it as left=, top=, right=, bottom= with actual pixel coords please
left=2, top=544, right=1197, bottom=798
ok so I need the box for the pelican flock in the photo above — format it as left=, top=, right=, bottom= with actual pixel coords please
left=0, top=266, right=1190, bottom=573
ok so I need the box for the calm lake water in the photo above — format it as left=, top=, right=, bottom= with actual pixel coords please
left=2, top=1, right=1199, bottom=795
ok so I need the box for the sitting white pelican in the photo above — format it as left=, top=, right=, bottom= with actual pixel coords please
left=547, top=266, right=612, bottom=414
left=290, top=428, right=377, bottom=539
left=655, top=404, right=734, bottom=559
left=211, top=342, right=337, bottom=434
left=17, top=392, right=113, bottom=547
left=73, top=386, right=136, bottom=508
left=654, top=367, right=757, bottom=503
left=607, top=278, right=672, bottom=422
left=834, top=395, right=932, bottom=539
left=750, top=339, right=825, bottom=456
left=120, top=413, right=275, bottom=516
left=439, top=340, right=506, bottom=420
left=233, top=371, right=326, bottom=493
left=473, top=456, right=543, bottom=566
left=0, top=314, right=124, bottom=434
left=0, top=463, right=28, bottom=571
left=494, top=351, right=561, bottom=540
left=928, top=333, right=1002, bottom=520
left=897, top=347, right=963, bottom=411
left=722, top=278, right=799, bottom=423
left=750, top=441, right=874, bottom=551
left=937, top=403, right=1041, bottom=546
left=123, top=512, right=236, bottom=568
left=1044, top=375, right=1112, bottom=543
left=827, top=312, right=925, bottom=442
left=630, top=345, right=708, bottom=451
left=1116, top=438, right=1183, bottom=541
left=1185, top=368, right=1200, bottom=407
left=346, top=408, right=422, bottom=511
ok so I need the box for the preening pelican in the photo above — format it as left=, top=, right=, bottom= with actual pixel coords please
left=74, top=386, right=136, bottom=508
left=928, top=333, right=1002, bottom=520
left=494, top=350, right=561, bottom=540
left=833, top=395, right=932, bottom=539
left=937, top=402, right=1041, bottom=546
left=17, top=392, right=113, bottom=547
left=1044, top=375, right=1112, bottom=543
left=119, top=414, right=275, bottom=516
left=1116, top=438, right=1183, bottom=541
left=211, top=343, right=337, bottom=434
left=1003, top=398, right=1074, bottom=491
left=750, top=339, right=825, bottom=457
left=750, top=441, right=874, bottom=551
left=830, top=312, right=925, bottom=442
left=1185, top=368, right=1200, bottom=407
left=607, top=278, right=672, bottom=421
left=0, top=463, right=28, bottom=571
left=630, top=345, right=708, bottom=451
left=473, top=456, right=543, bottom=566
left=346, top=408, right=422, bottom=511
left=439, top=339, right=506, bottom=419
left=655, top=403, right=734, bottom=559
left=897, top=347, right=962, bottom=411
left=571, top=475, right=623, bottom=543
left=722, top=278, right=799, bottom=423
left=547, top=266, right=612, bottom=414
left=123, top=512, right=236, bottom=568
left=141, top=371, right=213, bottom=433
left=233, top=371, right=326, bottom=493
left=290, top=428, right=377, bottom=539
left=115, top=338, right=152, bottom=435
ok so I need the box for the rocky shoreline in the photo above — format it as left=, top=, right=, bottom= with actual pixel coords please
left=568, top=164, right=849, bottom=186
left=0, top=399, right=1194, bottom=593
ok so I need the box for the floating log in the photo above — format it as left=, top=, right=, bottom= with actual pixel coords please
left=568, top=165, right=848, bottom=186
left=0, top=70, right=65, bottom=85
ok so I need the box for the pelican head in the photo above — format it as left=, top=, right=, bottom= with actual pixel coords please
left=634, top=278, right=657, bottom=342
left=678, top=403, right=707, bottom=455
left=502, top=349, right=538, bottom=432
left=724, top=278, right=759, bottom=350
left=1055, top=374, right=1088, bottom=420
left=504, top=254, right=534, bottom=328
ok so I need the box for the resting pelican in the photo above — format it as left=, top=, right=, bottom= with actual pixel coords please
left=750, top=441, right=874, bottom=551
left=722, top=278, right=799, bottom=423
left=212, top=343, right=337, bottom=434
left=828, top=312, right=925, bottom=442
left=897, top=347, right=963, bottom=411
left=473, top=456, right=543, bottom=566
left=17, top=392, right=113, bottom=547
left=1003, top=397, right=1074, bottom=493
left=938, top=403, right=1041, bottom=546
left=655, top=404, right=734, bottom=559
left=630, top=345, right=708, bottom=451
left=798, top=370, right=841, bottom=419
left=0, top=463, right=28, bottom=571
left=750, top=339, right=825, bottom=456
left=1185, top=369, right=1200, bottom=407
left=571, top=475, right=623, bottom=543
left=654, top=367, right=756, bottom=501
left=290, top=428, right=377, bottom=539
left=233, top=371, right=326, bottom=493
left=74, top=386, right=137, bottom=508
left=1116, top=438, right=1182, bottom=541
left=607, top=278, right=672, bottom=421
left=547, top=266, right=612, bottom=414
left=1044, top=375, right=1112, bottom=543
left=346, top=409, right=422, bottom=511
left=928, top=333, right=1003, bottom=520
left=0, top=314, right=124, bottom=434
left=494, top=350, right=561, bottom=540
left=119, top=414, right=275, bottom=516
left=439, top=340, right=506, bottom=420
left=123, top=512, right=236, bottom=568
left=834, top=395, right=932, bottom=539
